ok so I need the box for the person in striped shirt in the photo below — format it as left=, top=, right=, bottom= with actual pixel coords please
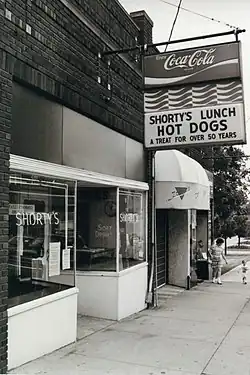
left=208, top=237, right=228, bottom=285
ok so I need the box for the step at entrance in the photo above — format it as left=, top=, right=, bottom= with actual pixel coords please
left=157, top=285, right=185, bottom=302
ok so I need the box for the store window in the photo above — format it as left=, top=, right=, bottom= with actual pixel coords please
left=77, top=187, right=117, bottom=272
left=8, top=172, right=76, bottom=308
left=76, top=187, right=147, bottom=272
left=119, top=190, right=146, bottom=270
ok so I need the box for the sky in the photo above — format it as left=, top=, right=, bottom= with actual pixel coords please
left=120, top=0, right=250, bottom=159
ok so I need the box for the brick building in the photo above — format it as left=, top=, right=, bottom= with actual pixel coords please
left=0, top=0, right=155, bottom=371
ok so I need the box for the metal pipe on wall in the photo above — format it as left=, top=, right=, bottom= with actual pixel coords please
left=116, top=188, right=120, bottom=274
left=146, top=151, right=156, bottom=305
left=73, top=181, right=77, bottom=287
left=153, top=151, right=158, bottom=307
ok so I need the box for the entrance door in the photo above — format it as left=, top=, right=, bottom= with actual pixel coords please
left=156, top=210, right=168, bottom=288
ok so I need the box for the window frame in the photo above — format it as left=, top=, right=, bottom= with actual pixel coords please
left=117, top=189, right=148, bottom=274
left=9, top=155, right=149, bottom=278
left=8, top=172, right=77, bottom=307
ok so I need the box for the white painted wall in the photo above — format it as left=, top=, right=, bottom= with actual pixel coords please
left=8, top=287, right=78, bottom=371
left=77, top=273, right=118, bottom=320
left=118, top=264, right=147, bottom=320
left=12, top=85, right=145, bottom=181
left=62, top=107, right=145, bottom=181
left=76, top=264, right=148, bottom=321
left=168, top=210, right=190, bottom=288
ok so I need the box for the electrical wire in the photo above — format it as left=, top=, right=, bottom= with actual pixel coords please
left=164, top=0, right=183, bottom=52
left=159, top=0, right=239, bottom=30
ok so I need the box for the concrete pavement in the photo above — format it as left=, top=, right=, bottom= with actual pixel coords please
left=221, top=254, right=250, bottom=275
left=222, top=260, right=250, bottom=283
left=10, top=266, right=250, bottom=375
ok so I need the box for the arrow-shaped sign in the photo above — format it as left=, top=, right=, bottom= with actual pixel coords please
left=175, top=187, right=188, bottom=200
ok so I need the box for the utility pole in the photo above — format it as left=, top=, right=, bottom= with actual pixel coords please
left=211, top=146, right=215, bottom=246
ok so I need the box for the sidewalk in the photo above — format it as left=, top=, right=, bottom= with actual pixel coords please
left=222, top=260, right=250, bottom=282
left=10, top=265, right=250, bottom=375
left=221, top=254, right=250, bottom=275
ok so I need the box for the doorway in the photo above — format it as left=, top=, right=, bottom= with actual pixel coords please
left=156, top=210, right=168, bottom=288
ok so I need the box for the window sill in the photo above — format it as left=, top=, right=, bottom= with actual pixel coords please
left=8, top=286, right=79, bottom=317
left=118, top=261, right=148, bottom=276
left=74, top=261, right=148, bottom=277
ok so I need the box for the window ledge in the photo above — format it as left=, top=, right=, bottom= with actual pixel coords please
left=118, top=262, right=148, bottom=276
left=8, top=286, right=79, bottom=318
left=76, top=271, right=118, bottom=277
left=75, top=262, right=148, bottom=278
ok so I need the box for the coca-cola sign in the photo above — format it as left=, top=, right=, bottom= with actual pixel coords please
left=164, top=48, right=216, bottom=71
left=144, top=42, right=241, bottom=88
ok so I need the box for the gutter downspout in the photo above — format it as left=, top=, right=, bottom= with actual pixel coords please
left=146, top=151, right=158, bottom=306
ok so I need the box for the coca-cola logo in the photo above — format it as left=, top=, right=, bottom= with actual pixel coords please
left=163, top=48, right=216, bottom=71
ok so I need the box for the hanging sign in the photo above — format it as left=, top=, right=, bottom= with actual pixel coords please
left=144, top=42, right=246, bottom=149
left=144, top=42, right=240, bottom=88
left=145, top=103, right=244, bottom=148
left=62, top=248, right=71, bottom=270
left=49, top=242, right=61, bottom=277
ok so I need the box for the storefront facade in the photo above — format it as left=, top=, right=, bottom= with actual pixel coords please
left=0, top=1, right=155, bottom=371
left=8, top=154, right=148, bottom=369
left=7, top=82, right=149, bottom=369
left=155, top=150, right=210, bottom=290
left=7, top=65, right=150, bottom=372
left=8, top=165, right=78, bottom=369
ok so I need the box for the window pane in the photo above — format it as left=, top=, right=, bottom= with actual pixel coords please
left=119, top=190, right=146, bottom=270
left=76, top=187, right=117, bottom=272
left=8, top=173, right=76, bottom=308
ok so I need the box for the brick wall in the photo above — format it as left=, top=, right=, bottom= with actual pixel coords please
left=0, top=0, right=154, bottom=144
left=0, top=72, right=10, bottom=373
left=130, top=11, right=154, bottom=45
left=73, top=0, right=140, bottom=49
left=0, top=29, right=12, bottom=375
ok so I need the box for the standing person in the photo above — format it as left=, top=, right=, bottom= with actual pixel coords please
left=196, top=240, right=205, bottom=260
left=240, top=260, right=248, bottom=284
left=208, top=237, right=228, bottom=285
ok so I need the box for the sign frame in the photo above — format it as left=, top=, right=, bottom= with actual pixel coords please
left=144, top=41, right=241, bottom=89
left=143, top=40, right=247, bottom=151
left=144, top=102, right=246, bottom=151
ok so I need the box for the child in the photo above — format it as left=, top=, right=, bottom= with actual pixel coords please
left=241, top=260, right=248, bottom=285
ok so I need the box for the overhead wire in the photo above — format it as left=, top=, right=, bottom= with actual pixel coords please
left=159, top=0, right=239, bottom=30
left=164, top=0, right=183, bottom=52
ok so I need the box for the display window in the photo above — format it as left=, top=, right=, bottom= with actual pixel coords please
left=76, top=188, right=117, bottom=271
left=76, top=188, right=147, bottom=272
left=8, top=172, right=76, bottom=308
left=8, top=172, right=148, bottom=307
left=119, top=190, right=146, bottom=270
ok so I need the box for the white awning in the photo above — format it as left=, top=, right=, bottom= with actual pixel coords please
left=155, top=150, right=210, bottom=210
left=10, top=154, right=149, bottom=191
